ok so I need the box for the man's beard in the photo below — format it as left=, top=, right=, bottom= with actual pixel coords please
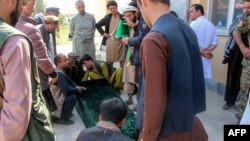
left=10, top=0, right=19, bottom=27
left=245, top=13, right=250, bottom=18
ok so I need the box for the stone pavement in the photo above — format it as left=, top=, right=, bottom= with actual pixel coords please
left=53, top=40, right=239, bottom=141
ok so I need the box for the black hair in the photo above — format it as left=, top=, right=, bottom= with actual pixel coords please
left=100, top=98, right=127, bottom=124
left=137, top=0, right=170, bottom=5
left=10, top=0, right=20, bottom=27
left=129, top=1, right=137, bottom=8
left=191, top=4, right=204, bottom=15
left=170, top=10, right=178, bottom=17
left=106, top=0, right=118, bottom=9
left=45, top=7, right=60, bottom=16
left=80, top=54, right=93, bottom=64
left=23, top=0, right=29, bottom=6
left=54, top=53, right=64, bottom=66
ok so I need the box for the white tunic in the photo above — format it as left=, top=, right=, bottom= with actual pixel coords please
left=190, top=16, right=219, bottom=79
left=70, top=13, right=96, bottom=60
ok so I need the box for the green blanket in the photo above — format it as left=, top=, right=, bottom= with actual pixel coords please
left=76, top=79, right=139, bottom=140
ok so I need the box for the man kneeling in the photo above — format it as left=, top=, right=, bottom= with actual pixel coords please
left=52, top=53, right=86, bottom=125
left=81, top=54, right=123, bottom=89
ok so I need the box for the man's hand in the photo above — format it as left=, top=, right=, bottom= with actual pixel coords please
left=200, top=48, right=213, bottom=59
left=240, top=46, right=250, bottom=59
left=77, top=86, right=86, bottom=93
left=123, top=17, right=135, bottom=28
left=49, top=75, right=58, bottom=85
left=103, top=33, right=111, bottom=38
left=122, top=37, right=129, bottom=45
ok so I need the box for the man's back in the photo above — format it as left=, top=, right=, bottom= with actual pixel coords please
left=190, top=16, right=218, bottom=79
left=15, top=15, right=55, bottom=76
left=56, top=68, right=78, bottom=95
left=0, top=19, right=55, bottom=141
left=190, top=16, right=218, bottom=49
left=76, top=126, right=132, bottom=141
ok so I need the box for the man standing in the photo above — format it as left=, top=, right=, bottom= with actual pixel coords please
left=37, top=15, right=59, bottom=62
left=122, top=1, right=150, bottom=106
left=223, top=0, right=250, bottom=110
left=95, top=0, right=124, bottom=65
left=189, top=4, right=219, bottom=80
left=136, top=0, right=207, bottom=140
left=233, top=2, right=250, bottom=121
left=0, top=0, right=55, bottom=140
left=16, top=0, right=58, bottom=113
left=70, top=0, right=96, bottom=60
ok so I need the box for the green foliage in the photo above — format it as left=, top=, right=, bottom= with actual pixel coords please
left=58, top=14, right=66, bottom=25
left=34, top=0, right=45, bottom=15
left=56, top=24, right=71, bottom=45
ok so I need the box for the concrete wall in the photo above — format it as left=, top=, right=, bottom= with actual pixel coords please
left=212, top=36, right=228, bottom=84
left=93, top=0, right=107, bottom=36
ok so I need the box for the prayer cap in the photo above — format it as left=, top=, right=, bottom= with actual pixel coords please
left=44, top=15, right=59, bottom=23
left=46, top=7, right=60, bottom=15
left=123, top=6, right=137, bottom=13
left=67, top=52, right=79, bottom=57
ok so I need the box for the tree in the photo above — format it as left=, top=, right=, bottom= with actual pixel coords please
left=34, top=0, right=45, bottom=15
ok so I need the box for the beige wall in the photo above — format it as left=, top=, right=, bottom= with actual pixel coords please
left=189, top=0, right=208, bottom=14
left=189, top=0, right=228, bottom=84
left=93, top=0, right=107, bottom=36
left=93, top=0, right=107, bottom=22
left=211, top=36, right=228, bottom=83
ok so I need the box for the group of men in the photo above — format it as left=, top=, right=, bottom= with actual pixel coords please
left=2, top=0, right=250, bottom=141
left=74, top=0, right=210, bottom=141
left=0, top=0, right=87, bottom=140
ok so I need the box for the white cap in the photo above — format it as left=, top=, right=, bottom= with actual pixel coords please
left=123, top=6, right=137, bottom=13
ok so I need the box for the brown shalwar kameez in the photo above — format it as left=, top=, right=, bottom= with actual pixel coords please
left=106, top=15, right=125, bottom=62
left=139, top=32, right=207, bottom=141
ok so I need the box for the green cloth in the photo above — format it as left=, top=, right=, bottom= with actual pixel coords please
left=115, top=20, right=129, bottom=38
left=76, top=79, right=139, bottom=140
left=0, top=18, right=55, bottom=141
left=126, top=46, right=133, bottom=65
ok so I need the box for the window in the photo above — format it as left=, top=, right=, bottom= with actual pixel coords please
left=233, top=0, right=243, bottom=21
left=209, top=0, right=243, bottom=35
left=211, top=0, right=229, bottom=30
left=170, top=0, right=189, bottom=21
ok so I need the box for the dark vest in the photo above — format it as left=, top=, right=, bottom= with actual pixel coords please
left=0, top=18, right=55, bottom=141
left=137, top=14, right=206, bottom=136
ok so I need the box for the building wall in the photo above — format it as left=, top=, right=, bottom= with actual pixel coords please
left=94, top=0, right=107, bottom=22
left=211, top=36, right=228, bottom=84
left=93, top=0, right=107, bottom=36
